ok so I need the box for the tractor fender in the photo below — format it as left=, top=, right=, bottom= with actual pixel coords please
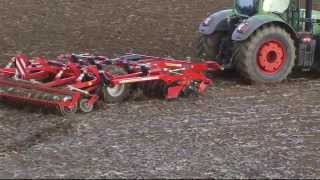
left=199, top=9, right=234, bottom=35
left=232, top=15, right=297, bottom=41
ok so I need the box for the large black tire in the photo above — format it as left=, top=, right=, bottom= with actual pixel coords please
left=101, top=65, right=131, bottom=103
left=236, top=25, right=296, bottom=83
left=194, top=32, right=225, bottom=63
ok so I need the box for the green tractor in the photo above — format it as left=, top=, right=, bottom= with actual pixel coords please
left=197, top=0, right=320, bottom=83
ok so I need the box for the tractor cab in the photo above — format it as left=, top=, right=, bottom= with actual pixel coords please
left=235, top=0, right=290, bottom=17
left=234, top=0, right=320, bottom=33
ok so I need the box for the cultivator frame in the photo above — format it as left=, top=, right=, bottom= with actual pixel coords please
left=0, top=53, right=221, bottom=115
left=108, top=53, right=221, bottom=99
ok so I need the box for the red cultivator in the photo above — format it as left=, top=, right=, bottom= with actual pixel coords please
left=104, top=54, right=221, bottom=99
left=0, top=53, right=221, bottom=115
left=0, top=54, right=101, bottom=115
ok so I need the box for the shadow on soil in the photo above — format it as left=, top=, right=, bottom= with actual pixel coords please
left=210, top=69, right=320, bottom=86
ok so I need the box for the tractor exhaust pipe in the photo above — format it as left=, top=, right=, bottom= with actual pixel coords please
left=305, top=0, right=313, bottom=32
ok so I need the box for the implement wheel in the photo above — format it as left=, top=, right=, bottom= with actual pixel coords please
left=79, top=99, right=94, bottom=113
left=102, top=65, right=131, bottom=103
left=236, top=25, right=295, bottom=83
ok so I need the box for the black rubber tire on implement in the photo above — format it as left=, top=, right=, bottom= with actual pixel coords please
left=236, top=25, right=296, bottom=84
left=194, top=32, right=225, bottom=63
left=79, top=98, right=94, bottom=113
left=101, top=65, right=132, bottom=103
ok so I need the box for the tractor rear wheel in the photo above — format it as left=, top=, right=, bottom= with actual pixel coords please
left=236, top=25, right=296, bottom=83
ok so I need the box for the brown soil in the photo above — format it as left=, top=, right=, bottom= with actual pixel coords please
left=0, top=73, right=320, bottom=178
left=0, top=0, right=232, bottom=64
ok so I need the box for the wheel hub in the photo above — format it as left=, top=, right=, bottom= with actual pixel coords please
left=107, top=84, right=125, bottom=97
left=257, top=40, right=286, bottom=74
left=79, top=99, right=93, bottom=113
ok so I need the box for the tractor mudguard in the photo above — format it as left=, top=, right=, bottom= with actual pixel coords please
left=199, top=9, right=234, bottom=35
left=232, top=14, right=297, bottom=41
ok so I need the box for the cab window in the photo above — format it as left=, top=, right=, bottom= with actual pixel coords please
left=235, top=0, right=259, bottom=16
left=262, top=0, right=290, bottom=13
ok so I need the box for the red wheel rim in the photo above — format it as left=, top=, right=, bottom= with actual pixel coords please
left=257, top=40, right=286, bottom=74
